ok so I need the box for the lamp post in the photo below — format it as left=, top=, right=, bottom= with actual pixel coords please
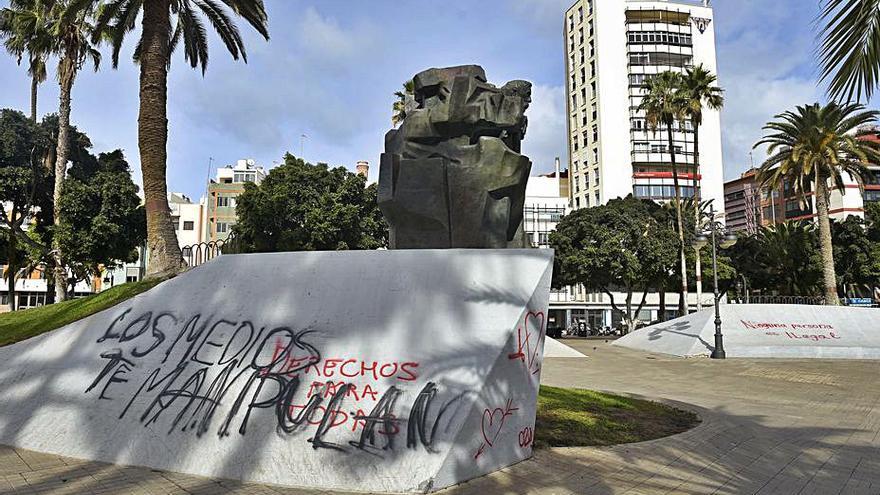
left=691, top=203, right=737, bottom=359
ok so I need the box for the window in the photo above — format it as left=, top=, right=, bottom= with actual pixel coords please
left=866, top=190, right=880, bottom=202
left=575, top=197, right=581, bottom=208
left=594, top=168, right=600, bottom=186
left=585, top=195, right=590, bottom=208
left=577, top=6, right=583, bottom=22
left=594, top=191, right=600, bottom=204
left=590, top=61, right=596, bottom=78
left=589, top=41, right=595, bottom=58
left=183, top=221, right=194, bottom=231
left=632, top=118, right=645, bottom=131
left=580, top=87, right=586, bottom=102
left=592, top=125, right=598, bottom=142
left=216, top=222, right=230, bottom=234
left=233, top=172, right=255, bottom=183
left=126, top=275, right=139, bottom=283
left=593, top=148, right=599, bottom=163
left=571, top=94, right=577, bottom=107
left=590, top=81, right=597, bottom=99
left=585, top=170, right=590, bottom=185
left=573, top=160, right=579, bottom=172
left=217, top=196, right=231, bottom=207
left=634, top=142, right=649, bottom=152
left=591, top=102, right=597, bottom=121
left=588, top=20, right=594, bottom=36
left=172, top=216, right=180, bottom=230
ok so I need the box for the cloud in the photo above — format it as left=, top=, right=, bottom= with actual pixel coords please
left=509, top=0, right=574, bottom=35
left=713, top=0, right=822, bottom=179
left=523, top=84, right=567, bottom=174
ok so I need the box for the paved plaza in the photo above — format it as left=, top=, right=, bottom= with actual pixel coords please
left=3, top=339, right=880, bottom=494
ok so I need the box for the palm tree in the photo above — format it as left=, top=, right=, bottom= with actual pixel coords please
left=94, top=0, right=269, bottom=277
left=681, top=65, right=723, bottom=311
left=755, top=102, right=880, bottom=305
left=42, top=0, right=102, bottom=302
left=0, top=0, right=53, bottom=122
left=638, top=71, right=690, bottom=315
left=392, top=79, right=414, bottom=127
left=819, top=0, right=880, bottom=102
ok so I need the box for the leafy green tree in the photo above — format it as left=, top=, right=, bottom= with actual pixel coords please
left=54, top=149, right=145, bottom=294
left=755, top=102, right=880, bottom=304
left=392, top=79, right=414, bottom=127
left=0, top=109, right=51, bottom=310
left=729, top=222, right=823, bottom=297
left=94, top=0, right=269, bottom=278
left=832, top=215, right=880, bottom=297
left=819, top=0, right=880, bottom=101
left=550, top=196, right=678, bottom=332
left=234, top=154, right=388, bottom=252
left=0, top=0, right=53, bottom=122
left=638, top=70, right=690, bottom=314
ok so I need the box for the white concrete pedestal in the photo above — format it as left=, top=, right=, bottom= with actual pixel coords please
left=0, top=249, right=553, bottom=493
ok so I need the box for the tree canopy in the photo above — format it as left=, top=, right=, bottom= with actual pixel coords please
left=234, top=154, right=388, bottom=252
left=550, top=196, right=678, bottom=330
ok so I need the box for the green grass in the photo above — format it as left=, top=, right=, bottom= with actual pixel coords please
left=535, top=385, right=699, bottom=448
left=0, top=277, right=168, bottom=347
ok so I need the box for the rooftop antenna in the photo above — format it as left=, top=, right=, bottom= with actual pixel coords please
left=300, top=134, right=308, bottom=159
left=205, top=156, right=214, bottom=197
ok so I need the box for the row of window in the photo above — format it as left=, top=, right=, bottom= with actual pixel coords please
left=572, top=125, right=599, bottom=151
left=631, top=118, right=693, bottom=132
left=627, top=31, right=693, bottom=46
left=573, top=169, right=601, bottom=194
left=572, top=148, right=600, bottom=173
left=629, top=52, right=692, bottom=67
left=632, top=142, right=686, bottom=154
left=634, top=185, right=696, bottom=199
left=573, top=191, right=601, bottom=209
left=173, top=220, right=230, bottom=233
left=567, top=0, right=594, bottom=31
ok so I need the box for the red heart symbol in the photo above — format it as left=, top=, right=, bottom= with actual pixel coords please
left=481, top=407, right=505, bottom=447
left=523, top=311, right=545, bottom=368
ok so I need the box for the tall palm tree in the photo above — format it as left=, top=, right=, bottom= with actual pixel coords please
left=44, top=0, right=102, bottom=301
left=392, top=79, right=414, bottom=127
left=638, top=70, right=690, bottom=315
left=819, top=0, right=880, bottom=102
left=0, top=0, right=53, bottom=122
left=755, top=102, right=880, bottom=305
left=681, top=65, right=724, bottom=311
left=94, top=0, right=269, bottom=277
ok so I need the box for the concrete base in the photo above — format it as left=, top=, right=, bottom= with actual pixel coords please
left=614, top=304, right=880, bottom=359
left=0, top=249, right=553, bottom=493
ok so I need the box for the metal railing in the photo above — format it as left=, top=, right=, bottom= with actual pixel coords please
left=181, top=233, right=240, bottom=268
left=729, top=295, right=827, bottom=306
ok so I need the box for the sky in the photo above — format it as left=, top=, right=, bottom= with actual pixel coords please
left=0, top=0, right=848, bottom=201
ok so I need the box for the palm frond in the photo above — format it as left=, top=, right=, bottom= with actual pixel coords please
left=819, top=0, right=880, bottom=102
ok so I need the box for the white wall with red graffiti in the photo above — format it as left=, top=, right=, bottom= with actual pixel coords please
left=615, top=304, right=880, bottom=359
left=0, top=249, right=553, bottom=493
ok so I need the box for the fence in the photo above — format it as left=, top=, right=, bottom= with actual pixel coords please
left=729, top=295, right=827, bottom=306
left=181, top=233, right=240, bottom=268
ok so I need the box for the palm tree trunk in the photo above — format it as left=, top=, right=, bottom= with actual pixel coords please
left=139, top=0, right=185, bottom=278
left=30, top=75, right=38, bottom=123
left=814, top=176, right=839, bottom=305
left=52, top=55, right=76, bottom=303
left=692, top=120, right=703, bottom=311
left=668, top=124, right=688, bottom=315
left=658, top=285, right=666, bottom=322
left=7, top=228, right=16, bottom=312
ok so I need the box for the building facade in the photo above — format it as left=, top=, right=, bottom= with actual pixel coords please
left=726, top=127, right=880, bottom=233
left=205, top=159, right=267, bottom=243
left=564, top=0, right=723, bottom=210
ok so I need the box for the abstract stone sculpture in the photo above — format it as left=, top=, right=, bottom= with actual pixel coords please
left=379, top=65, right=533, bottom=249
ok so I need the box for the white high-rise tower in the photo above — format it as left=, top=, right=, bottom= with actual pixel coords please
left=564, top=0, right=724, bottom=211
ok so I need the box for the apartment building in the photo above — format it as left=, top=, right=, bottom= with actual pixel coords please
left=564, top=0, right=723, bottom=211
left=205, top=159, right=267, bottom=242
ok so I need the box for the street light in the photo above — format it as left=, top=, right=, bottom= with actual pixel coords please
left=692, top=202, right=737, bottom=359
